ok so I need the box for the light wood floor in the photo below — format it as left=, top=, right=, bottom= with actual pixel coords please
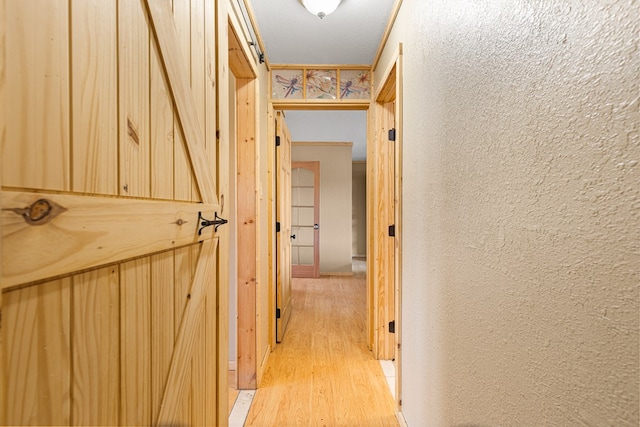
left=242, top=269, right=398, bottom=426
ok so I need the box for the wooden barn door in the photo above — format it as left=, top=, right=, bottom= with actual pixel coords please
left=1, top=1, right=226, bottom=425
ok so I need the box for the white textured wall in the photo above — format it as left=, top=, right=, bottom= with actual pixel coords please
left=352, top=162, right=367, bottom=257
left=376, top=0, right=639, bottom=425
left=285, top=110, right=368, bottom=160
left=292, top=143, right=353, bottom=273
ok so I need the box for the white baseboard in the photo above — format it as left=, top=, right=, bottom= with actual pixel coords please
left=397, top=411, right=409, bottom=427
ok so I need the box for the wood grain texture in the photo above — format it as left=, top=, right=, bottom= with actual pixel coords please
left=146, top=0, right=217, bottom=204
left=150, top=38, right=175, bottom=200
left=150, top=251, right=175, bottom=424
left=71, top=266, right=120, bottom=425
left=0, top=1, right=6, bottom=419
left=1, top=190, right=218, bottom=288
left=120, top=258, right=151, bottom=426
left=157, top=239, right=217, bottom=425
left=119, top=0, right=150, bottom=198
left=173, top=244, right=194, bottom=425
left=71, top=0, right=118, bottom=195
left=4, top=0, right=70, bottom=191
left=172, top=0, right=196, bottom=203
left=236, top=78, right=258, bottom=390
left=276, top=112, right=293, bottom=342
left=393, top=53, right=403, bottom=409
left=204, top=1, right=221, bottom=423
left=4, top=278, right=71, bottom=425
left=216, top=1, right=231, bottom=422
left=244, top=274, right=399, bottom=427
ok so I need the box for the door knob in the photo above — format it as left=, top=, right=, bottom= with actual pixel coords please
left=314, top=224, right=319, bottom=229
left=291, top=234, right=296, bottom=239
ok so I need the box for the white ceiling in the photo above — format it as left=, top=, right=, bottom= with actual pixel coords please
left=247, top=0, right=396, bottom=65
left=245, top=0, right=395, bottom=160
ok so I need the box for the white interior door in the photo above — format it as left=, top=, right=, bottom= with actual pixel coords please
left=291, top=161, right=320, bottom=278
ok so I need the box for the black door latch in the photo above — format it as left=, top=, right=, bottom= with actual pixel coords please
left=198, top=211, right=228, bottom=235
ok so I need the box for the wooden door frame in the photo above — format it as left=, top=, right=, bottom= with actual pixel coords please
left=223, top=5, right=260, bottom=391
left=291, top=161, right=321, bottom=278
left=372, top=43, right=403, bottom=415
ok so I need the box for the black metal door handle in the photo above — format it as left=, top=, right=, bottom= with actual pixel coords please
left=291, top=234, right=296, bottom=239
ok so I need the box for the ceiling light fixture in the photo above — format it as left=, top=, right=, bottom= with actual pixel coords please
left=300, top=0, right=342, bottom=19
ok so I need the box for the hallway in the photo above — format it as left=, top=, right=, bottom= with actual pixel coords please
left=238, top=265, right=398, bottom=426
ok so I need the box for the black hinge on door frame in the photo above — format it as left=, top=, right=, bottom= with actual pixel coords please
left=388, top=224, right=395, bottom=237
left=389, top=320, right=395, bottom=333
left=276, top=308, right=281, bottom=319
left=275, top=135, right=281, bottom=147
left=276, top=222, right=281, bottom=232
left=388, top=128, right=396, bottom=141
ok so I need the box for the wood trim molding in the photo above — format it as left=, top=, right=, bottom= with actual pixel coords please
left=372, top=0, right=403, bottom=70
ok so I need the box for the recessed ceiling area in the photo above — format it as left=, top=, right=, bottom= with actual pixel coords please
left=248, top=0, right=396, bottom=64
left=284, top=110, right=368, bottom=160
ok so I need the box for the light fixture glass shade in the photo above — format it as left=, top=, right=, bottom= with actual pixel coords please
left=301, top=0, right=342, bottom=19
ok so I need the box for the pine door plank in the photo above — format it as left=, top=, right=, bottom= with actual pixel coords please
left=4, top=0, right=70, bottom=191
left=150, top=40, right=175, bottom=200
left=71, top=0, right=118, bottom=195
left=146, top=0, right=217, bottom=205
left=119, top=0, right=150, bottom=198
left=4, top=279, right=71, bottom=425
left=157, top=239, right=217, bottom=425
left=172, top=0, right=196, bottom=203
left=120, top=258, right=151, bottom=426
left=1, top=190, right=218, bottom=288
left=173, top=245, right=194, bottom=425
left=150, top=251, right=175, bottom=424
left=71, top=266, right=120, bottom=425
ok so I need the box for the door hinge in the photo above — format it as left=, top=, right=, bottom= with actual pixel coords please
left=388, top=128, right=396, bottom=141
left=276, top=135, right=281, bottom=147
left=276, top=308, right=281, bottom=319
left=388, top=224, right=395, bottom=237
left=276, top=222, right=281, bottom=232
left=389, top=320, right=395, bottom=333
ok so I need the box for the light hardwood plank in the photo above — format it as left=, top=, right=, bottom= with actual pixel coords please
left=72, top=266, right=120, bottom=425
left=245, top=275, right=398, bottom=427
left=4, top=0, right=70, bottom=191
left=4, top=278, right=71, bottom=425
left=120, top=258, right=151, bottom=426
left=1, top=190, right=218, bottom=288
left=71, top=0, right=118, bottom=195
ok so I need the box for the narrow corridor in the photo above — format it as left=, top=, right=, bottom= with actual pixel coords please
left=238, top=264, right=398, bottom=426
